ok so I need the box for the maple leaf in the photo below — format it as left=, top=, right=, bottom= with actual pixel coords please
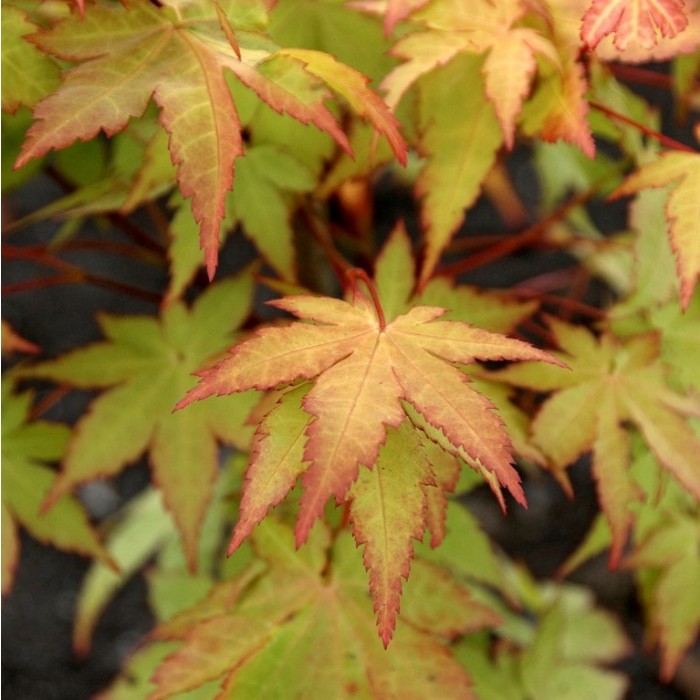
left=626, top=508, right=700, bottom=680
left=2, top=7, right=61, bottom=114
left=581, top=0, right=690, bottom=50
left=376, top=0, right=569, bottom=285
left=612, top=151, right=700, bottom=309
left=13, top=0, right=406, bottom=278
left=521, top=54, right=596, bottom=158
left=381, top=0, right=559, bottom=148
left=179, top=280, right=561, bottom=540
left=592, top=2, right=700, bottom=61
left=495, top=319, right=700, bottom=566
left=413, top=54, right=504, bottom=287
left=144, top=519, right=496, bottom=698
left=268, top=0, right=396, bottom=82
left=1, top=380, right=110, bottom=595
left=348, top=421, right=437, bottom=646
left=19, top=272, right=260, bottom=568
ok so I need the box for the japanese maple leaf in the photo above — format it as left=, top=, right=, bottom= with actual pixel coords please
left=20, top=272, right=260, bottom=568
left=2, top=380, right=110, bottom=595
left=625, top=508, right=700, bottom=680
left=612, top=151, right=700, bottom=309
left=382, top=0, right=559, bottom=149
left=377, top=1, right=560, bottom=286
left=495, top=319, right=700, bottom=566
left=14, top=0, right=406, bottom=278
left=143, top=519, right=497, bottom=697
left=2, top=7, right=60, bottom=114
left=178, top=279, right=562, bottom=547
left=592, top=0, right=700, bottom=61
left=581, top=0, right=690, bottom=50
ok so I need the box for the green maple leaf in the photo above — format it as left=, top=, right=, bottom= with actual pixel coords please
left=2, top=7, right=61, bottom=114
left=229, top=143, right=316, bottom=279
left=495, top=318, right=700, bottom=566
left=454, top=555, right=630, bottom=700
left=562, top=432, right=700, bottom=682
left=612, top=151, right=700, bottom=309
left=145, top=518, right=497, bottom=699
left=19, top=271, right=260, bottom=568
left=374, top=222, right=538, bottom=329
left=411, top=53, right=504, bottom=287
left=268, top=0, right=395, bottom=82
left=13, top=0, right=406, bottom=277
left=1, top=380, right=109, bottom=595
left=627, top=507, right=700, bottom=681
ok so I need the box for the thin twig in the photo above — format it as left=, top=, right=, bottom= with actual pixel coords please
left=590, top=101, right=696, bottom=153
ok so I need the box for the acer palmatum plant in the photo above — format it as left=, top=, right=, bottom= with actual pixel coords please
left=2, top=0, right=699, bottom=697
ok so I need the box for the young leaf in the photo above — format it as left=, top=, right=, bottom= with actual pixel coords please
left=14, top=0, right=405, bottom=277
left=1, top=380, right=109, bottom=595
left=612, top=151, right=700, bottom=309
left=19, top=272, right=259, bottom=568
left=495, top=320, right=700, bottom=566
left=179, top=284, right=563, bottom=550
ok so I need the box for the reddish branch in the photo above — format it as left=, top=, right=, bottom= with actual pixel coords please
left=2, top=244, right=162, bottom=303
left=589, top=101, right=697, bottom=154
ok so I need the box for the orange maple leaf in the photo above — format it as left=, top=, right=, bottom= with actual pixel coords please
left=177, top=279, right=563, bottom=548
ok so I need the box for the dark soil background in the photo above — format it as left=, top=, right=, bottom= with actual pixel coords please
left=3, top=106, right=700, bottom=699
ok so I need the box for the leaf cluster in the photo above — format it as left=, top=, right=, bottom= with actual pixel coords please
left=3, top=0, right=700, bottom=697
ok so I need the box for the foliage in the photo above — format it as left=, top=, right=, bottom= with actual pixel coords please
left=2, top=0, right=700, bottom=697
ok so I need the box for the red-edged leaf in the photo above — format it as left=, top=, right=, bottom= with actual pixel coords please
left=14, top=0, right=405, bottom=277
left=179, top=289, right=562, bottom=549
left=612, top=151, right=700, bottom=309
left=496, top=321, right=700, bottom=563
left=276, top=48, right=407, bottom=165
left=348, top=421, right=434, bottom=645
left=581, top=0, right=689, bottom=50
left=143, top=520, right=482, bottom=697
left=228, top=384, right=311, bottom=554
